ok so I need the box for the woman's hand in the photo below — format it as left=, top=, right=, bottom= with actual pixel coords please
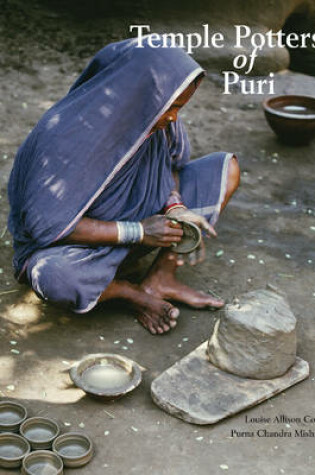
left=165, top=206, right=217, bottom=238
left=141, top=215, right=183, bottom=247
left=166, top=206, right=217, bottom=267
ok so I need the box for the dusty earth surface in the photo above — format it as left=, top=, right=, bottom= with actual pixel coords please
left=1, top=2, right=315, bottom=475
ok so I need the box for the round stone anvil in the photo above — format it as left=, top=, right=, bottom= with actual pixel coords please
left=207, top=288, right=297, bottom=379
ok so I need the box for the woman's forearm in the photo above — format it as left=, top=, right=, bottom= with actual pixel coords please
left=62, top=215, right=183, bottom=249
left=63, top=217, right=119, bottom=245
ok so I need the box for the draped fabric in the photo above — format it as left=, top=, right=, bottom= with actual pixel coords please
left=25, top=152, right=232, bottom=313
left=8, top=38, right=203, bottom=276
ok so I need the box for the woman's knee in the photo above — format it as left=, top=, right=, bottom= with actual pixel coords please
left=220, top=155, right=240, bottom=212
left=27, top=252, right=76, bottom=304
left=227, top=155, right=240, bottom=194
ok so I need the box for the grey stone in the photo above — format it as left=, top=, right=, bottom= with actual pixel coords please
left=151, top=342, right=309, bottom=425
left=208, top=289, right=297, bottom=379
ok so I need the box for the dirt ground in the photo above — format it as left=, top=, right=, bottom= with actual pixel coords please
left=1, top=2, right=315, bottom=475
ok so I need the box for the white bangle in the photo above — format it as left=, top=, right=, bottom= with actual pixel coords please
left=116, top=221, right=144, bottom=244
left=139, top=222, right=144, bottom=243
left=116, top=222, right=121, bottom=243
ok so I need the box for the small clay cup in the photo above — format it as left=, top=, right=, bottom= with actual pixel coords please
left=0, top=432, right=30, bottom=469
left=0, top=400, right=28, bottom=432
left=22, top=450, right=63, bottom=475
left=168, top=219, right=201, bottom=254
left=52, top=432, right=93, bottom=468
left=20, top=417, right=60, bottom=450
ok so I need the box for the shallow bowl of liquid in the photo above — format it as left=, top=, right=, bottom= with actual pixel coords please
left=263, top=95, right=315, bottom=145
left=69, top=353, right=142, bottom=399
left=20, top=417, right=60, bottom=450
left=22, top=450, right=63, bottom=475
left=52, top=432, right=93, bottom=468
left=0, top=432, right=30, bottom=469
left=0, top=400, right=28, bottom=432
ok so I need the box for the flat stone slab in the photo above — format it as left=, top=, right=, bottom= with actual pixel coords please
left=151, top=342, right=309, bottom=425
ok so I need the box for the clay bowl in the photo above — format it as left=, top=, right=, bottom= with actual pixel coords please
left=168, top=219, right=201, bottom=254
left=0, top=400, right=28, bottom=432
left=22, top=450, right=63, bottom=475
left=69, top=353, right=142, bottom=400
left=52, top=432, right=93, bottom=468
left=0, top=432, right=31, bottom=469
left=20, top=417, right=60, bottom=450
left=263, top=95, right=315, bottom=145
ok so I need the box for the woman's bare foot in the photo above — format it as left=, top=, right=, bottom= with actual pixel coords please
left=141, top=249, right=224, bottom=309
left=98, top=279, right=179, bottom=335
left=134, top=292, right=180, bottom=334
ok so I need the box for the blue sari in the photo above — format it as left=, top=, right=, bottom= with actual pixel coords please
left=8, top=38, right=233, bottom=312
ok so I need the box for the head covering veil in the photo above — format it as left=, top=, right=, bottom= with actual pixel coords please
left=8, top=37, right=204, bottom=274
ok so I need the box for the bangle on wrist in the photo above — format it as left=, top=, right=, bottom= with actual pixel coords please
left=164, top=189, right=182, bottom=206
left=164, top=203, right=187, bottom=215
left=139, top=222, right=144, bottom=242
left=163, top=190, right=185, bottom=214
left=116, top=221, right=144, bottom=244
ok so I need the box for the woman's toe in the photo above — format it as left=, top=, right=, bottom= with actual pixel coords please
left=142, top=318, right=156, bottom=334
left=209, top=297, right=224, bottom=307
left=169, top=306, right=180, bottom=319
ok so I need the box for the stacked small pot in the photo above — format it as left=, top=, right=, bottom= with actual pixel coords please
left=0, top=400, right=93, bottom=473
